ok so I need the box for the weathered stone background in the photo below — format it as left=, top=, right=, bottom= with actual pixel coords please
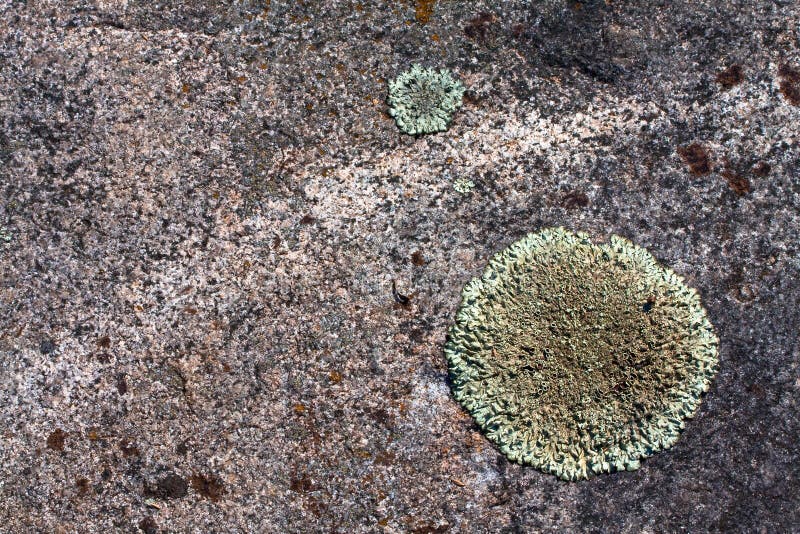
left=1, top=0, right=799, bottom=532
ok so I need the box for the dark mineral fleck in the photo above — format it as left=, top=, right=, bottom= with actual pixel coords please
left=145, top=473, right=188, bottom=500
left=39, top=338, right=56, bottom=355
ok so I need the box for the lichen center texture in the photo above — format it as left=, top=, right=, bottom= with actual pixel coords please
left=445, top=228, right=719, bottom=480
left=387, top=65, right=465, bottom=135
left=405, top=77, right=452, bottom=115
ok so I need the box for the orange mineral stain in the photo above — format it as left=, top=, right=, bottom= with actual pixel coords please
left=415, top=0, right=435, bottom=24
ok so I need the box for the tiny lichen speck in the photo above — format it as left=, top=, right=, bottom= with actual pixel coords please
left=0, top=226, right=12, bottom=244
left=445, top=228, right=719, bottom=480
left=387, top=65, right=465, bottom=135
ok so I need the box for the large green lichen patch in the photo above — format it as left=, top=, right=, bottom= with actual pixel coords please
left=445, top=228, right=719, bottom=480
left=387, top=65, right=465, bottom=135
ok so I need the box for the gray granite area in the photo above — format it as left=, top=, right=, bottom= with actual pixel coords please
left=1, top=0, right=798, bottom=532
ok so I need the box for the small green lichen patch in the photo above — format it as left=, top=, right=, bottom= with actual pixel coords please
left=453, top=177, right=475, bottom=194
left=387, top=65, right=465, bottom=135
left=445, top=228, right=719, bottom=481
left=0, top=226, right=12, bottom=244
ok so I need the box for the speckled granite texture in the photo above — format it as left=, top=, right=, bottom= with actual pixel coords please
left=1, top=1, right=799, bottom=532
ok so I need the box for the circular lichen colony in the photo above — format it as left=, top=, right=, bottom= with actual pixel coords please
left=387, top=65, right=465, bottom=135
left=445, top=228, right=719, bottom=481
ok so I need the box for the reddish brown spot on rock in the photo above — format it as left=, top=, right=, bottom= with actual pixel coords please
left=299, top=214, right=316, bottom=225
left=374, top=450, right=396, bottom=466
left=562, top=191, right=589, bottom=209
left=75, top=477, right=90, bottom=496
left=190, top=473, right=226, bottom=502
left=47, top=429, right=66, bottom=451
left=116, top=374, right=128, bottom=395
left=722, top=168, right=750, bottom=195
left=96, top=335, right=111, bottom=348
left=716, top=64, right=744, bottom=89
left=411, top=250, right=426, bottom=266
left=306, top=496, right=326, bottom=517
left=746, top=382, right=767, bottom=399
left=677, top=143, right=712, bottom=176
left=138, top=516, right=158, bottom=534
left=370, top=408, right=395, bottom=429
left=119, top=439, right=140, bottom=457
left=778, top=63, right=800, bottom=105
left=290, top=473, right=314, bottom=494
left=464, top=12, right=496, bottom=42
left=752, top=161, right=771, bottom=177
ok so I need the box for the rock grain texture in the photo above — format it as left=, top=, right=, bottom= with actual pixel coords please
left=1, top=1, right=799, bottom=532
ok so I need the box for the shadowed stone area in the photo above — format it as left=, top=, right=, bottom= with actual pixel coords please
left=1, top=0, right=798, bottom=531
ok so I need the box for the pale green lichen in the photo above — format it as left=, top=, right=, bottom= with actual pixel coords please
left=387, top=65, right=465, bottom=135
left=0, top=226, right=11, bottom=244
left=445, top=228, right=719, bottom=481
left=453, top=177, right=475, bottom=194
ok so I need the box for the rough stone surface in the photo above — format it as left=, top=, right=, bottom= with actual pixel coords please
left=0, top=0, right=798, bottom=532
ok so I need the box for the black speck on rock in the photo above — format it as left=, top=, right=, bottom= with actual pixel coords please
left=2, top=0, right=800, bottom=531
left=39, top=338, right=56, bottom=354
left=144, top=473, right=188, bottom=500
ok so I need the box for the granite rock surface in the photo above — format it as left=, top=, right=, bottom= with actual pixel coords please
left=1, top=0, right=799, bottom=532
